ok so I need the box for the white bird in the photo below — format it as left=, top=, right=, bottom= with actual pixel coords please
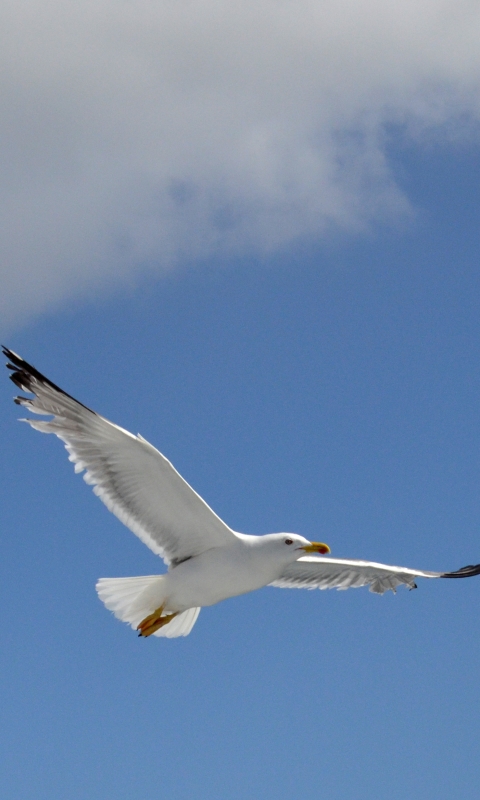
left=4, top=347, right=480, bottom=639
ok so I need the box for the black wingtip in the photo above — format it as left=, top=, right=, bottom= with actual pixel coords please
left=441, top=563, right=480, bottom=579
left=3, top=346, right=94, bottom=413
left=2, top=345, right=20, bottom=361
left=3, top=346, right=48, bottom=391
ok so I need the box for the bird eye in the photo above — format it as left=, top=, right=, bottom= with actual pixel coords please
left=285, top=538, right=293, bottom=545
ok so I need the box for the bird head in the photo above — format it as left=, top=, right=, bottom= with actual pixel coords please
left=267, top=533, right=331, bottom=564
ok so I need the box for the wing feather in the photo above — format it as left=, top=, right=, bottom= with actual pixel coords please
left=3, top=348, right=236, bottom=566
left=270, top=556, right=480, bottom=595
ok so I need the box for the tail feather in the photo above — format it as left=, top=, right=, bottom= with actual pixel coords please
left=95, top=575, right=200, bottom=638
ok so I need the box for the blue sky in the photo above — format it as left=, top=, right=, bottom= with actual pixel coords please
left=2, top=4, right=480, bottom=799
left=2, top=139, right=480, bottom=800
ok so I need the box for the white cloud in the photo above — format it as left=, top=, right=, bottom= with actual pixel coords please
left=1, top=0, right=480, bottom=325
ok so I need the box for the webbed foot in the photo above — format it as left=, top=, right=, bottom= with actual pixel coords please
left=137, top=605, right=179, bottom=637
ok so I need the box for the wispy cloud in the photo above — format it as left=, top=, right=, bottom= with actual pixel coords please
left=2, top=0, right=480, bottom=325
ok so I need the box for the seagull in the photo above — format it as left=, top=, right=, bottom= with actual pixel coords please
left=4, top=346, right=480, bottom=639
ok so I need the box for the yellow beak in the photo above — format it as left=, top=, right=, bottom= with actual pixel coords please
left=302, top=541, right=331, bottom=555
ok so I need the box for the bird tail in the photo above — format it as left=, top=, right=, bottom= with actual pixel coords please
left=95, top=575, right=200, bottom=638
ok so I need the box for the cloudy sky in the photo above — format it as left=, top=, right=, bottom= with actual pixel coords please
left=2, top=3, right=480, bottom=799
left=2, top=0, right=480, bottom=326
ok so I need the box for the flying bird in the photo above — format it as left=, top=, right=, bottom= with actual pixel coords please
left=4, top=346, right=480, bottom=639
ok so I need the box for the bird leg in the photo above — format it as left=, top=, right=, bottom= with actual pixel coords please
left=137, top=605, right=179, bottom=637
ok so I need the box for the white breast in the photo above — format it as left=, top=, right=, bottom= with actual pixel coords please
left=163, top=541, right=282, bottom=610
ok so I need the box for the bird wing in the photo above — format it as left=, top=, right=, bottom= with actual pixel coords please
left=4, top=348, right=237, bottom=566
left=270, top=556, right=480, bottom=594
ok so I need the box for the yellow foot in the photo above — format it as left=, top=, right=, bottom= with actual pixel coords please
left=137, top=605, right=179, bottom=638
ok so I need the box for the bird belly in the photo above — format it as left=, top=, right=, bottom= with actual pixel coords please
left=164, top=547, right=275, bottom=611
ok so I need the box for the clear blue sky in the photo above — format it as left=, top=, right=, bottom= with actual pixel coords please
left=2, top=137, right=480, bottom=799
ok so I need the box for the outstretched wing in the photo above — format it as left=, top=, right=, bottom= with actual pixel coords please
left=4, top=348, right=237, bottom=566
left=270, top=556, right=480, bottom=595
